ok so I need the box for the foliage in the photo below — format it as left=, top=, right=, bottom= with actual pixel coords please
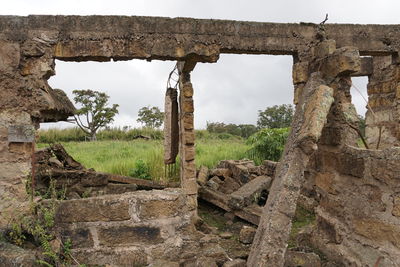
left=37, top=138, right=249, bottom=181
left=257, top=104, right=294, bottom=129
left=137, top=106, right=164, bottom=129
left=6, top=179, right=79, bottom=266
left=129, top=159, right=151, bottom=180
left=206, top=122, right=257, bottom=138
left=73, top=89, right=119, bottom=140
left=358, top=114, right=366, bottom=137
left=246, top=128, right=289, bottom=163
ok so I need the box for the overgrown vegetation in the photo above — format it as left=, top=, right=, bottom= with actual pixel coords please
left=37, top=136, right=249, bottom=182
left=5, top=178, right=86, bottom=267
left=246, top=128, right=290, bottom=164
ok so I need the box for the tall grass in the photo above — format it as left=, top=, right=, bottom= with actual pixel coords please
left=37, top=138, right=249, bottom=182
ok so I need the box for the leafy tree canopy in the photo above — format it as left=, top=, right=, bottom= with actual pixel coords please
left=73, top=89, right=119, bottom=140
left=137, top=106, right=164, bottom=129
left=257, top=104, right=294, bottom=129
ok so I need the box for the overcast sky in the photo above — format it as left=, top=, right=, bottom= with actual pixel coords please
left=2, top=0, right=399, bottom=129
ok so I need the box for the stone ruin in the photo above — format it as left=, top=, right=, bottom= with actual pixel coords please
left=0, top=15, right=399, bottom=266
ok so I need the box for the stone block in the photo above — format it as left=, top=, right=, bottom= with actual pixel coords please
left=182, top=83, right=194, bottom=97
left=314, top=39, right=336, bottom=58
left=98, top=225, right=163, bottom=246
left=239, top=225, right=256, bottom=244
left=339, top=153, right=364, bottom=178
left=284, top=251, right=321, bottom=267
left=392, top=194, right=400, bottom=217
left=182, top=160, right=196, bottom=178
left=182, top=98, right=194, bottom=113
left=182, top=113, right=194, bottom=130
left=207, top=176, right=223, bottom=190
left=56, top=197, right=131, bottom=223
left=197, top=166, right=209, bottom=185
left=60, top=228, right=94, bottom=248
left=219, top=176, right=241, bottom=194
left=0, top=41, right=20, bottom=71
left=182, top=178, right=198, bottom=195
left=138, top=199, right=183, bottom=220
left=320, top=46, right=361, bottom=78
left=293, top=83, right=305, bottom=105
left=183, top=144, right=195, bottom=161
left=229, top=175, right=272, bottom=209
left=72, top=247, right=148, bottom=266
left=353, top=218, right=400, bottom=247
left=183, top=130, right=195, bottom=145
left=292, top=62, right=309, bottom=84
left=211, top=168, right=232, bottom=178
left=223, top=259, right=247, bottom=267
left=0, top=241, right=37, bottom=266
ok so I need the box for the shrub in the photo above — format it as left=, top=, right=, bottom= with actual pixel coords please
left=246, top=128, right=289, bottom=164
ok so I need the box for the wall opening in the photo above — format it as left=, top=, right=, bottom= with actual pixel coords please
left=191, top=54, right=293, bottom=167
left=39, top=59, right=179, bottom=182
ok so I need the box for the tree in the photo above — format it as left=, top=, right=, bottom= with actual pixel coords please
left=72, top=89, right=119, bottom=140
left=257, top=104, right=294, bottom=129
left=137, top=106, right=164, bottom=128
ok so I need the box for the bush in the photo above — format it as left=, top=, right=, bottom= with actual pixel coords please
left=246, top=128, right=290, bottom=164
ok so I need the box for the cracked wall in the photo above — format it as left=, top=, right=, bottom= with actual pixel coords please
left=0, top=15, right=399, bottom=266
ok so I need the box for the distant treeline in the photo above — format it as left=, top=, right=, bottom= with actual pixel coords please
left=206, top=122, right=258, bottom=138
left=37, top=127, right=245, bottom=143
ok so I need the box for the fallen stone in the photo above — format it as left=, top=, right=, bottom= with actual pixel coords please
left=219, top=176, right=241, bottom=194
left=262, top=160, right=278, bottom=177
left=222, top=258, right=247, bottom=267
left=197, top=166, right=209, bottom=185
left=207, top=176, right=223, bottom=191
left=220, top=232, right=233, bottom=239
left=239, top=225, right=256, bottom=244
left=194, top=257, right=218, bottom=267
left=0, top=241, right=37, bottom=266
left=211, top=168, right=232, bottom=178
left=150, top=259, right=180, bottom=267
left=284, top=251, right=321, bottom=267
left=248, top=71, right=335, bottom=266
left=229, top=175, right=272, bottom=209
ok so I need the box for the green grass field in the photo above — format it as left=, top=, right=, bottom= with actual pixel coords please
left=37, top=139, right=249, bottom=182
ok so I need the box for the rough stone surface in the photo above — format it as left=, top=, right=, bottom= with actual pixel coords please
left=229, top=175, right=272, bottom=209
left=239, top=225, right=256, bottom=244
left=1, top=15, right=400, bottom=267
left=284, top=251, right=321, bottom=267
left=222, top=258, right=247, bottom=267
left=248, top=70, right=335, bottom=266
left=0, top=241, right=37, bottom=267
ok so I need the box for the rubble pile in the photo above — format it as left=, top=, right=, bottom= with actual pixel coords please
left=197, top=159, right=277, bottom=225
left=34, top=144, right=177, bottom=199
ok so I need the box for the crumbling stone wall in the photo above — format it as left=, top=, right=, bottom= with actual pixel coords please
left=309, top=146, right=400, bottom=266
left=52, top=189, right=213, bottom=265
left=366, top=55, right=400, bottom=148
left=0, top=15, right=400, bottom=266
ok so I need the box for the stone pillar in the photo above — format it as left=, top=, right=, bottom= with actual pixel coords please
left=0, top=111, right=35, bottom=228
left=178, top=61, right=198, bottom=214
left=248, top=41, right=361, bottom=266
left=365, top=54, right=400, bottom=148
left=164, top=88, right=179, bottom=164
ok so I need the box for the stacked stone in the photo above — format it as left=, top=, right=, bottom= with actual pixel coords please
left=178, top=64, right=198, bottom=216
left=366, top=55, right=400, bottom=148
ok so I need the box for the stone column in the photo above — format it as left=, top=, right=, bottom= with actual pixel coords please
left=365, top=54, right=400, bottom=148
left=248, top=41, right=361, bottom=266
left=178, top=61, right=198, bottom=214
